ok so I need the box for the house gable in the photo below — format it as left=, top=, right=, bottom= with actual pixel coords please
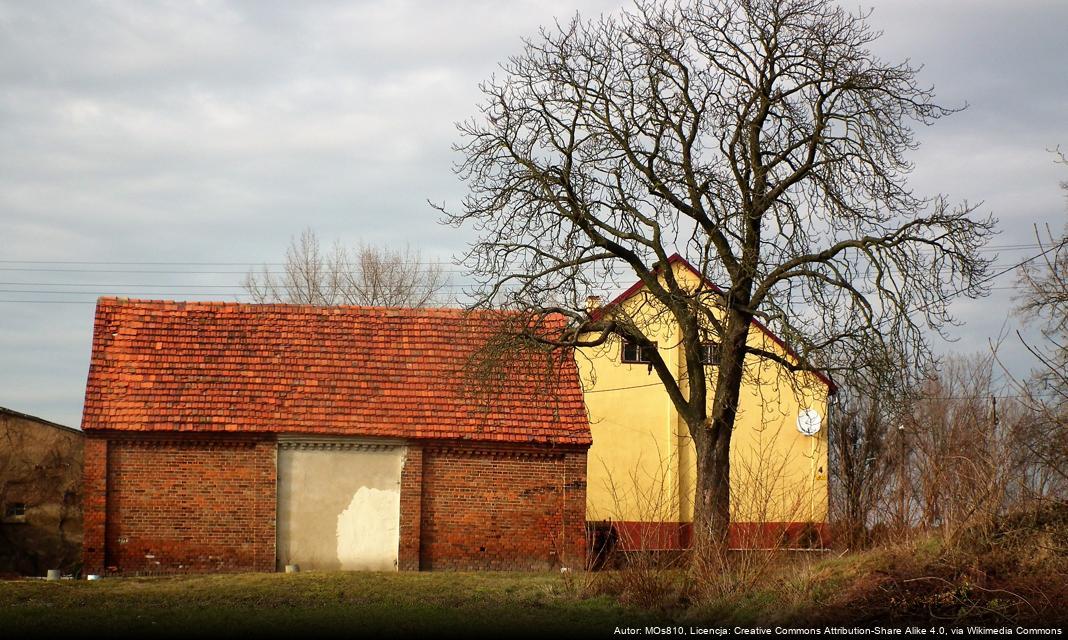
left=578, top=258, right=831, bottom=548
left=591, top=254, right=835, bottom=393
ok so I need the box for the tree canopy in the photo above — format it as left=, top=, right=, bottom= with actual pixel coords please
left=442, top=0, right=995, bottom=546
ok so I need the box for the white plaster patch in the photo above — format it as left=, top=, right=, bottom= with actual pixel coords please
left=336, top=486, right=400, bottom=571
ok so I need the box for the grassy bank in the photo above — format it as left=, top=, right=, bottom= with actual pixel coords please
left=585, top=503, right=1068, bottom=626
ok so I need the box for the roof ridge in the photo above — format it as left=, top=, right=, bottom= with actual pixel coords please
left=95, top=297, right=495, bottom=315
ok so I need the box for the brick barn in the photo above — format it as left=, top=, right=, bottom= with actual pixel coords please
left=81, top=299, right=590, bottom=574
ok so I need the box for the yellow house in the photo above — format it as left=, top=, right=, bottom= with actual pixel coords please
left=579, top=255, right=835, bottom=550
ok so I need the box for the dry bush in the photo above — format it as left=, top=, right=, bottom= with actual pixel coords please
left=841, top=504, right=1068, bottom=624
left=689, top=412, right=828, bottom=604
left=901, top=354, right=1052, bottom=547
left=829, top=352, right=1060, bottom=550
left=586, top=443, right=689, bottom=610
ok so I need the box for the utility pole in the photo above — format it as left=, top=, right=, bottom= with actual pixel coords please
left=898, top=421, right=907, bottom=531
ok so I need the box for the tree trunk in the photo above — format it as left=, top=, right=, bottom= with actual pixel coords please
left=693, top=425, right=732, bottom=552
left=691, top=309, right=751, bottom=554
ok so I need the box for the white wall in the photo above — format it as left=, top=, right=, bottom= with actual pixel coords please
left=276, top=441, right=405, bottom=571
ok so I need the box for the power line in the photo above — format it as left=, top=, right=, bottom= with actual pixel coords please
left=0, top=259, right=462, bottom=267
left=0, top=286, right=479, bottom=294
left=0, top=297, right=471, bottom=305
left=0, top=284, right=1028, bottom=303
left=912, top=242, right=1061, bottom=310
left=0, top=242, right=1045, bottom=271
left=0, top=261, right=294, bottom=266
left=0, top=267, right=473, bottom=274
left=0, top=262, right=1028, bottom=280
left=0, top=282, right=251, bottom=288
left=0, top=244, right=1055, bottom=305
left=0, top=242, right=1045, bottom=266
left=584, top=382, right=665, bottom=394
left=0, top=280, right=482, bottom=290
left=0, top=281, right=1030, bottom=294
left=801, top=243, right=1062, bottom=334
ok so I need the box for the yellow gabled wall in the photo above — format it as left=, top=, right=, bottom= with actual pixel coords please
left=579, top=261, right=830, bottom=533
left=580, top=294, right=686, bottom=525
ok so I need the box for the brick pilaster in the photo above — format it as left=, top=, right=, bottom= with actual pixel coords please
left=81, top=436, right=108, bottom=574
left=398, top=445, right=423, bottom=571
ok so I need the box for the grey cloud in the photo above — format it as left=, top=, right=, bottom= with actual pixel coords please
left=0, top=0, right=1064, bottom=426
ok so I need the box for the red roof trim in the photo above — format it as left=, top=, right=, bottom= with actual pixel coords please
left=594, top=255, right=837, bottom=393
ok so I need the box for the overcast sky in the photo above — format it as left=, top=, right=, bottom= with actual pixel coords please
left=1, top=0, right=1066, bottom=427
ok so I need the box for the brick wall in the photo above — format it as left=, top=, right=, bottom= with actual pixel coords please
left=416, top=445, right=587, bottom=571
left=84, top=435, right=588, bottom=574
left=82, top=436, right=107, bottom=573
left=88, top=435, right=276, bottom=574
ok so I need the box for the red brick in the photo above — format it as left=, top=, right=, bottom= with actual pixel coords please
left=415, top=445, right=587, bottom=570
left=85, top=435, right=589, bottom=574
left=82, top=436, right=108, bottom=573
left=398, top=446, right=424, bottom=571
left=86, top=434, right=276, bottom=574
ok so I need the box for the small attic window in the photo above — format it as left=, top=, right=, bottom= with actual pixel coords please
left=3, top=502, right=26, bottom=523
left=621, top=339, right=656, bottom=364
left=700, top=342, right=721, bottom=366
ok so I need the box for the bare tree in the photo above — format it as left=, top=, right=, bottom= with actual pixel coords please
left=1015, top=151, right=1068, bottom=392
left=1007, top=150, right=1068, bottom=487
left=440, top=0, right=995, bottom=548
left=903, top=355, right=1033, bottom=544
left=828, top=393, right=895, bottom=549
left=243, top=228, right=448, bottom=307
left=835, top=352, right=1060, bottom=547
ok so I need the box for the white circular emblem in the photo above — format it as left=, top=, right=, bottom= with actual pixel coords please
left=797, top=408, right=822, bottom=436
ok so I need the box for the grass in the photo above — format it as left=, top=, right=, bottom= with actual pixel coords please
left=0, top=571, right=656, bottom=638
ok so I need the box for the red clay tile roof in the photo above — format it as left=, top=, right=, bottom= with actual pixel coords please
left=81, top=299, right=591, bottom=446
